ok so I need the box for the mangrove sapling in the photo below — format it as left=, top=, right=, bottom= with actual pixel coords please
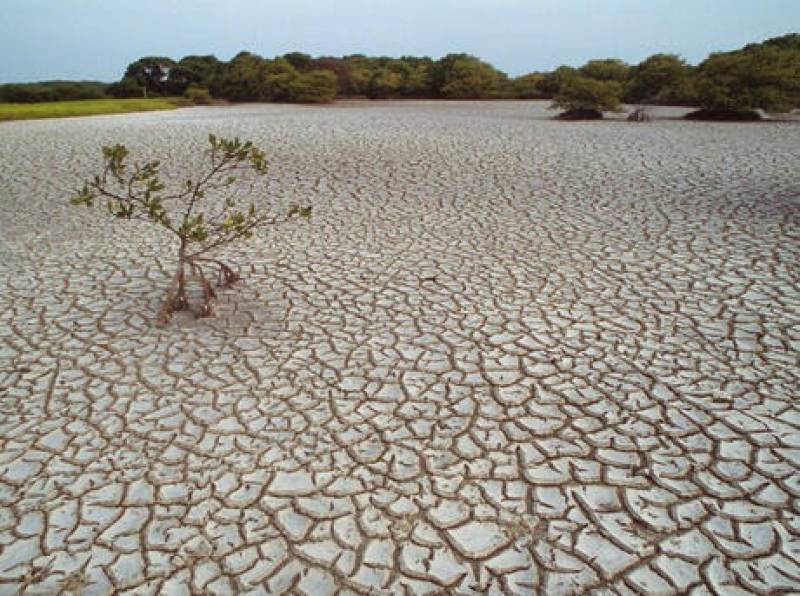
left=71, top=134, right=311, bottom=325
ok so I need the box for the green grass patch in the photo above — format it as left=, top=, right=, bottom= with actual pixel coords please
left=0, top=98, right=181, bottom=122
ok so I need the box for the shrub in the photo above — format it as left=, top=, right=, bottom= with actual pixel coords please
left=537, top=66, right=580, bottom=98
left=185, top=85, right=213, bottom=105
left=368, top=69, right=403, bottom=99
left=70, top=135, right=311, bottom=325
left=290, top=70, right=338, bottom=103
left=691, top=38, right=800, bottom=114
left=107, top=77, right=144, bottom=98
left=625, top=54, right=695, bottom=105
left=551, top=76, right=622, bottom=119
left=0, top=81, right=108, bottom=103
left=508, top=73, right=548, bottom=99
left=579, top=59, right=630, bottom=82
left=263, top=58, right=300, bottom=101
left=432, top=54, right=507, bottom=99
left=122, top=57, right=176, bottom=96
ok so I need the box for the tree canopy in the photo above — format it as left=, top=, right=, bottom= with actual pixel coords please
left=0, top=81, right=107, bottom=103
left=579, top=59, right=630, bottom=83
left=431, top=54, right=507, bottom=99
left=624, top=54, right=694, bottom=105
left=121, top=56, right=176, bottom=96
left=551, top=75, right=623, bottom=118
left=693, top=34, right=800, bottom=113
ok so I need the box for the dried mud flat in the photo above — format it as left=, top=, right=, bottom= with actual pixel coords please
left=0, top=101, right=799, bottom=594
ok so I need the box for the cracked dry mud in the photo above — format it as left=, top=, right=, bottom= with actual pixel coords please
left=0, top=101, right=799, bottom=594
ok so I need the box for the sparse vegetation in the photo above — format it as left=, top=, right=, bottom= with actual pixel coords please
left=70, top=135, right=311, bottom=324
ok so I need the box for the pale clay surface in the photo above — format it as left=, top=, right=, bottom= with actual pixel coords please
left=0, top=101, right=798, bottom=594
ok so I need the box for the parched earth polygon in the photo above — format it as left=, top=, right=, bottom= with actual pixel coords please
left=0, top=101, right=798, bottom=594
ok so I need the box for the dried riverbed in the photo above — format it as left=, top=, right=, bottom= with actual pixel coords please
left=1, top=101, right=799, bottom=594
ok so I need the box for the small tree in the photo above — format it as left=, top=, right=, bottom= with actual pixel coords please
left=688, top=35, right=800, bottom=119
left=693, top=46, right=799, bottom=115
left=508, top=73, right=548, bottom=99
left=551, top=76, right=623, bottom=119
left=625, top=53, right=694, bottom=105
left=123, top=56, right=177, bottom=97
left=368, top=68, right=403, bottom=99
left=184, top=84, right=213, bottom=105
left=71, top=135, right=310, bottom=325
left=290, top=70, right=338, bottom=103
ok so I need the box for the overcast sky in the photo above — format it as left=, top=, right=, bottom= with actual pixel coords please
left=1, top=0, right=798, bottom=83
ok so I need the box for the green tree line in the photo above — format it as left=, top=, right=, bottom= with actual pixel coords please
left=2, top=33, right=798, bottom=115
left=0, top=81, right=108, bottom=103
left=543, top=33, right=799, bottom=118
left=106, top=52, right=515, bottom=103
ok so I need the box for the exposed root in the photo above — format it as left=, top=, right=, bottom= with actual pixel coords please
left=156, top=261, right=190, bottom=327
left=193, top=257, right=241, bottom=288
left=155, top=258, right=240, bottom=326
left=190, top=262, right=217, bottom=318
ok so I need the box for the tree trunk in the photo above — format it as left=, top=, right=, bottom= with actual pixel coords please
left=175, top=240, right=189, bottom=309
left=156, top=239, right=189, bottom=325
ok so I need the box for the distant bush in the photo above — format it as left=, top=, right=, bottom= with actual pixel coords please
left=210, top=52, right=270, bottom=101
left=107, top=77, right=144, bottom=98
left=688, top=34, right=800, bottom=118
left=368, top=69, right=403, bottom=99
left=283, top=52, right=314, bottom=73
left=551, top=76, right=622, bottom=119
left=185, top=85, right=213, bottom=104
left=625, top=54, right=696, bottom=105
left=0, top=81, right=108, bottom=103
left=289, top=70, right=338, bottom=103
left=263, top=58, right=300, bottom=101
left=122, top=56, right=176, bottom=97
left=579, top=59, right=630, bottom=83
left=167, top=55, right=222, bottom=96
left=431, top=54, right=507, bottom=99
left=537, top=66, right=580, bottom=98
left=508, top=73, right=548, bottom=99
